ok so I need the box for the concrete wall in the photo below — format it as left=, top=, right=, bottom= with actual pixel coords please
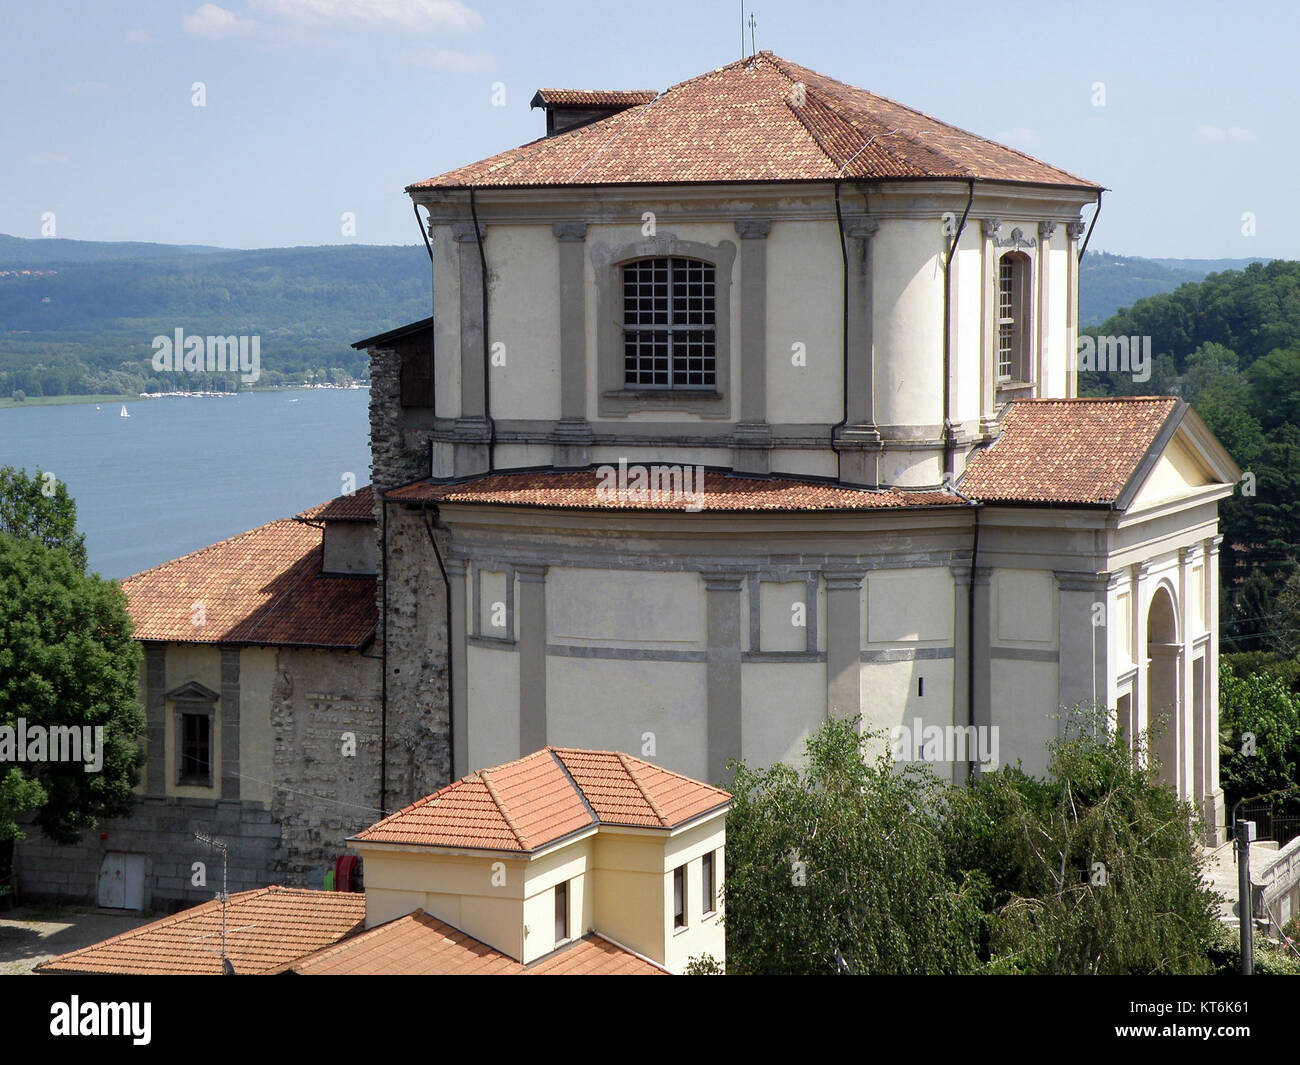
left=322, top=522, right=376, bottom=575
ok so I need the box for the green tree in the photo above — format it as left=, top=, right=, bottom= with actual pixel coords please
left=0, top=481, right=143, bottom=844
left=722, top=717, right=985, bottom=974
left=0, top=467, right=87, bottom=572
left=1218, top=664, right=1300, bottom=815
left=947, top=706, right=1220, bottom=974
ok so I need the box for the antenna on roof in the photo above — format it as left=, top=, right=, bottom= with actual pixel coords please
left=749, top=12, right=757, bottom=57
left=195, top=832, right=234, bottom=974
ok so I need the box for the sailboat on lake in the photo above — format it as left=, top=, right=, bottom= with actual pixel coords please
left=120, top=405, right=130, bottom=419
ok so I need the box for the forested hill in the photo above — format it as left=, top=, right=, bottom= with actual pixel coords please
left=0, top=233, right=1270, bottom=397
left=1078, top=250, right=1266, bottom=326
left=0, top=239, right=429, bottom=396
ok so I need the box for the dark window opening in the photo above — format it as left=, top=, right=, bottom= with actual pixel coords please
left=673, top=865, right=687, bottom=929
left=180, top=713, right=210, bottom=784
left=702, top=851, right=715, bottom=915
left=554, top=880, right=569, bottom=943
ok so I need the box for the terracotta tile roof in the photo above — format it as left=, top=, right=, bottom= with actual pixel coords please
left=123, top=518, right=376, bottom=649
left=533, top=88, right=658, bottom=108
left=385, top=469, right=962, bottom=512
left=287, top=909, right=665, bottom=975
left=34, top=887, right=365, bottom=976
left=295, top=484, right=375, bottom=522
left=959, top=397, right=1181, bottom=506
left=555, top=748, right=729, bottom=829
left=355, top=747, right=730, bottom=852
left=410, top=52, right=1098, bottom=190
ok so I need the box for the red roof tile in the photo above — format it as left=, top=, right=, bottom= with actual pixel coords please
left=35, top=887, right=366, bottom=976
left=410, top=53, right=1098, bottom=190
left=355, top=747, right=730, bottom=852
left=959, top=397, right=1181, bottom=506
left=287, top=910, right=665, bottom=975
left=386, top=469, right=962, bottom=512
left=123, top=518, right=376, bottom=649
left=296, top=484, right=375, bottom=522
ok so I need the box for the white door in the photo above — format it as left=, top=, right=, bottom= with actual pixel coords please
left=97, top=852, right=125, bottom=908
left=97, top=852, right=145, bottom=910
left=121, top=853, right=145, bottom=910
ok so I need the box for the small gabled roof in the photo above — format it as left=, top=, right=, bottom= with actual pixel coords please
left=353, top=747, right=731, bottom=853
left=351, top=317, right=432, bottom=351
left=959, top=396, right=1238, bottom=508
left=409, top=52, right=1099, bottom=191
left=385, top=468, right=963, bottom=512
left=295, top=484, right=374, bottom=523
left=284, top=909, right=667, bottom=975
left=530, top=88, right=658, bottom=109
left=34, top=887, right=366, bottom=976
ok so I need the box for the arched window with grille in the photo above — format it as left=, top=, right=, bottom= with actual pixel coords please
left=996, top=252, right=1031, bottom=384
left=622, top=257, right=717, bottom=389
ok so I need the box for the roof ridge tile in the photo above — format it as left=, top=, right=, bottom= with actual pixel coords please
left=616, top=751, right=668, bottom=826
left=479, top=766, right=528, bottom=850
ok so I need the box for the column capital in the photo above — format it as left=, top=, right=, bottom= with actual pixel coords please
left=823, top=571, right=865, bottom=591
left=1178, top=545, right=1199, bottom=565
left=845, top=216, right=879, bottom=241
left=1066, top=220, right=1087, bottom=241
left=733, top=218, right=772, bottom=240
left=981, top=217, right=1002, bottom=239
left=514, top=563, right=549, bottom=582
left=1208, top=534, right=1224, bottom=556
left=1038, top=220, right=1058, bottom=240
left=1055, top=569, right=1111, bottom=592
left=701, top=571, right=745, bottom=592
left=1130, top=560, right=1153, bottom=581
left=551, top=221, right=588, bottom=242
left=452, top=220, right=485, bottom=243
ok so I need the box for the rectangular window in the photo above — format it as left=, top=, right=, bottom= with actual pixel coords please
left=554, top=880, right=568, bottom=943
left=673, top=865, right=687, bottom=929
left=702, top=851, right=715, bottom=915
left=997, top=257, right=1015, bottom=380
left=623, top=258, right=716, bottom=390
left=180, top=713, right=210, bottom=783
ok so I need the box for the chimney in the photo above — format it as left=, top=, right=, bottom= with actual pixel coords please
left=529, top=89, right=658, bottom=137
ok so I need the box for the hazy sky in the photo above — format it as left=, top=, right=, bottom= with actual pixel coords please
left=2, top=0, right=1291, bottom=258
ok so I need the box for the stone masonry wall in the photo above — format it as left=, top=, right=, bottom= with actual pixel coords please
left=369, top=341, right=452, bottom=803
left=14, top=799, right=282, bottom=913
left=269, top=647, right=383, bottom=886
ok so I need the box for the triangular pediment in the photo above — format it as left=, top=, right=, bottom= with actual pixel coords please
left=1120, top=406, right=1241, bottom=512
left=165, top=680, right=219, bottom=702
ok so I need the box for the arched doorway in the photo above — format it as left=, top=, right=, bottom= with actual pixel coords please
left=1147, top=587, right=1181, bottom=792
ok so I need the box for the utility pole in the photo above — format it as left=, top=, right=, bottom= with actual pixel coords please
left=1236, top=818, right=1255, bottom=975
left=194, top=832, right=234, bottom=975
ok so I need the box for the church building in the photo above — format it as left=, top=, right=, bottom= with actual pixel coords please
left=365, top=52, right=1240, bottom=840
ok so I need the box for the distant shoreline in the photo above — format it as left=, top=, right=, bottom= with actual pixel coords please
left=0, top=383, right=368, bottom=411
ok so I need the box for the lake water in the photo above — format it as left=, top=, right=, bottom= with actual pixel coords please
left=0, top=389, right=371, bottom=579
